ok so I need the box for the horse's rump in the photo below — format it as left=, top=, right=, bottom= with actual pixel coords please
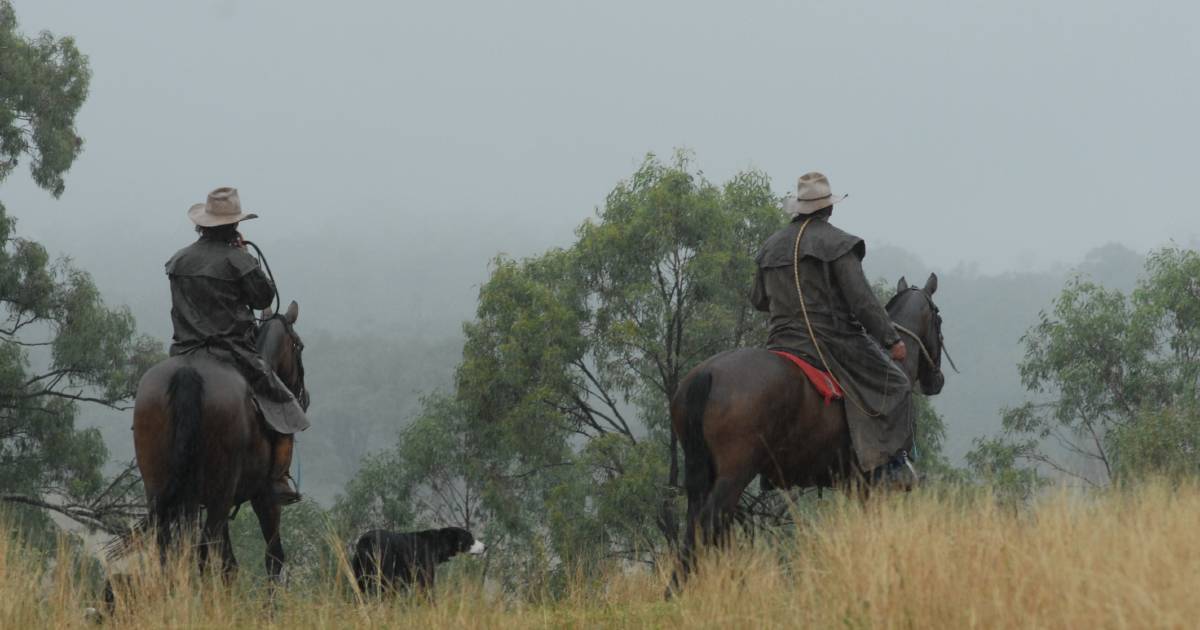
left=114, top=355, right=262, bottom=558
left=673, top=348, right=852, bottom=489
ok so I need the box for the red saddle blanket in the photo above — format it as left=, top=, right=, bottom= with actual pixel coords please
left=771, top=350, right=845, bottom=405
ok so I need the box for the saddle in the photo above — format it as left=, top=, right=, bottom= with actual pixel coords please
left=771, top=350, right=844, bottom=405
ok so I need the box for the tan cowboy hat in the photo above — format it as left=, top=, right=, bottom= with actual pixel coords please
left=783, top=172, right=847, bottom=216
left=188, top=187, right=258, bottom=227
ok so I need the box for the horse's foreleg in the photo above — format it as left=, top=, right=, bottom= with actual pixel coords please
left=251, top=495, right=285, bottom=584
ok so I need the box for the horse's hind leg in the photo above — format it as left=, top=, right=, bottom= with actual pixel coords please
left=200, top=503, right=237, bottom=581
left=698, top=469, right=757, bottom=548
left=252, top=494, right=285, bottom=585
left=672, top=477, right=714, bottom=592
left=669, top=452, right=757, bottom=593
left=220, top=523, right=238, bottom=576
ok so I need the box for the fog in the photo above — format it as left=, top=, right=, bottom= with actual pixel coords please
left=5, top=0, right=1199, bottom=500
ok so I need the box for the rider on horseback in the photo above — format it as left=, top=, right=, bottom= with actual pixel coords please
left=164, top=187, right=309, bottom=504
left=751, top=172, right=915, bottom=483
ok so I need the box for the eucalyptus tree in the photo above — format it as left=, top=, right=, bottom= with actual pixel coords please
left=969, top=247, right=1200, bottom=488
left=0, top=1, right=161, bottom=539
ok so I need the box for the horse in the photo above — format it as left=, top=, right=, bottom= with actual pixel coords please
left=113, top=301, right=308, bottom=583
left=668, top=274, right=948, bottom=590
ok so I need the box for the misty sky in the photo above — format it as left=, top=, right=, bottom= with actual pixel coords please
left=5, top=0, right=1199, bottom=337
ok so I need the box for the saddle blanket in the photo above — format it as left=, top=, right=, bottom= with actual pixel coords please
left=771, top=350, right=845, bottom=405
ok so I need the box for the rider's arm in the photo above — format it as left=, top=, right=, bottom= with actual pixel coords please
left=830, top=253, right=901, bottom=349
left=750, top=266, right=770, bottom=312
left=240, top=265, right=276, bottom=310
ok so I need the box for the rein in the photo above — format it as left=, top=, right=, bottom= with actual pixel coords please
left=889, top=288, right=960, bottom=375
left=894, top=323, right=938, bottom=370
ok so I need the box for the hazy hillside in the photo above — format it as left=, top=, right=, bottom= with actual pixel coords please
left=865, top=241, right=1145, bottom=460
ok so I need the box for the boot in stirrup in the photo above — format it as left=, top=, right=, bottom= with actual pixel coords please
left=270, top=433, right=301, bottom=505
left=272, top=474, right=301, bottom=505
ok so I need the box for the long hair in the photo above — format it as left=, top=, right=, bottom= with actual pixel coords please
left=196, top=223, right=240, bottom=243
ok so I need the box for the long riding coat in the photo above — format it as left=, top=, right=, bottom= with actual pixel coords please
left=165, top=237, right=309, bottom=434
left=751, top=216, right=912, bottom=471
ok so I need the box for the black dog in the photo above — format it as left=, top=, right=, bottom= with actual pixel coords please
left=351, top=527, right=484, bottom=596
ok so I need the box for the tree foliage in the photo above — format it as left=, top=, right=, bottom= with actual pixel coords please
left=458, top=152, right=782, bottom=566
left=334, top=152, right=786, bottom=588
left=0, top=1, right=91, bottom=197
left=969, top=247, right=1200, bottom=488
left=0, top=192, right=161, bottom=538
left=0, top=2, right=161, bottom=538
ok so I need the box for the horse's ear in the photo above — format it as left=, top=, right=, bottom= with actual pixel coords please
left=285, top=301, right=299, bottom=324
left=897, top=277, right=909, bottom=294
left=261, top=306, right=274, bottom=319
left=924, top=273, right=938, bottom=296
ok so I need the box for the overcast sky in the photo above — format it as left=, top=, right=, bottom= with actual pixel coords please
left=6, top=0, right=1198, bottom=336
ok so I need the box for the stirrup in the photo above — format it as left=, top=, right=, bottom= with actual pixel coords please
left=273, top=474, right=301, bottom=505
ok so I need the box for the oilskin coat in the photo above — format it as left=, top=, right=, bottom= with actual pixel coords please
left=165, top=236, right=310, bottom=434
left=751, top=215, right=911, bottom=472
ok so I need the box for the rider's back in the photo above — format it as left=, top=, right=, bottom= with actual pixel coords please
left=165, top=238, right=274, bottom=356
left=753, top=216, right=899, bottom=354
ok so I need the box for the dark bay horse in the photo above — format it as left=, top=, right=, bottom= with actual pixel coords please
left=117, top=301, right=307, bottom=582
left=669, top=274, right=948, bottom=589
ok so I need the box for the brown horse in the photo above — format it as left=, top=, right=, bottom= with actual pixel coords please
left=116, top=301, right=307, bottom=582
left=669, top=274, right=948, bottom=589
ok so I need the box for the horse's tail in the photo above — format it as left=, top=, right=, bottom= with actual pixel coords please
left=681, top=371, right=715, bottom=500
left=157, top=366, right=205, bottom=524
left=107, top=365, right=205, bottom=560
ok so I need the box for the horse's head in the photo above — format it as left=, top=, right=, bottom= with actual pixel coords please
left=885, top=273, right=949, bottom=396
left=257, top=301, right=309, bottom=410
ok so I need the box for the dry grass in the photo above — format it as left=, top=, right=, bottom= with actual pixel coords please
left=4, top=482, right=1200, bottom=629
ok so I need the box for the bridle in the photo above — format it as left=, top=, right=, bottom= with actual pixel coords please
left=259, top=314, right=309, bottom=411
left=887, top=288, right=958, bottom=376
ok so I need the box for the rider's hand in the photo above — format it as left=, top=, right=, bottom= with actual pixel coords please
left=233, top=230, right=246, bottom=249
left=890, top=340, right=908, bottom=362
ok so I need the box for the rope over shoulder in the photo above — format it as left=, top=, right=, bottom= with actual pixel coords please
left=792, top=217, right=882, bottom=417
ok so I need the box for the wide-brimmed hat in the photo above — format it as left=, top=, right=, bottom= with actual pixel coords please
left=188, top=187, right=258, bottom=227
left=783, top=172, right=846, bottom=216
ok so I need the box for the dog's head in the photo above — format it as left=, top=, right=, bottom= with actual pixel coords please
left=437, top=527, right=486, bottom=561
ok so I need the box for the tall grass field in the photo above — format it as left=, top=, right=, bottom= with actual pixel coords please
left=3, top=483, right=1198, bottom=629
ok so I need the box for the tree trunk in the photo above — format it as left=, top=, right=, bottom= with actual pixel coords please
left=658, top=433, right=681, bottom=552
